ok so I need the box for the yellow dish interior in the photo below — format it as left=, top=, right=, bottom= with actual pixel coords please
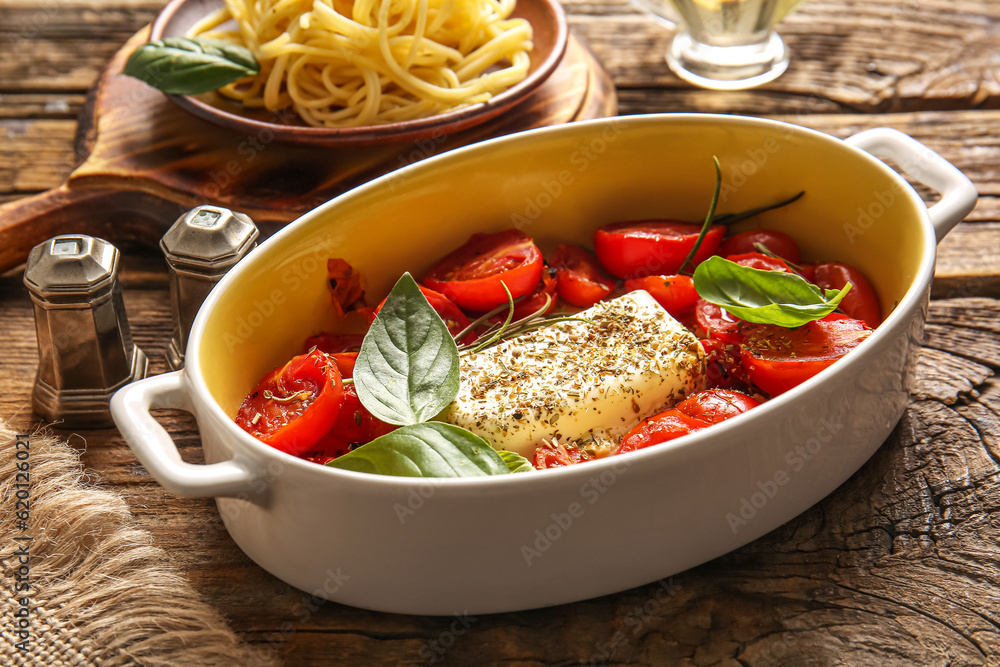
left=198, top=116, right=927, bottom=416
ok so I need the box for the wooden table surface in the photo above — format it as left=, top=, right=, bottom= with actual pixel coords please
left=3, top=1, right=1000, bottom=665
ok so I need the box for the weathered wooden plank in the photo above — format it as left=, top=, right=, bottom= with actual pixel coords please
left=0, top=93, right=87, bottom=119
left=2, top=0, right=1000, bottom=113
left=0, top=119, right=77, bottom=191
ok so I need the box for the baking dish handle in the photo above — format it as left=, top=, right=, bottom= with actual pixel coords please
left=845, top=128, right=978, bottom=244
left=111, top=372, right=260, bottom=498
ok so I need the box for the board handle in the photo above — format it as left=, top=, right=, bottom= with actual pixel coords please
left=0, top=186, right=184, bottom=272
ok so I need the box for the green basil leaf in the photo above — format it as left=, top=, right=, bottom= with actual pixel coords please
left=123, top=37, right=259, bottom=95
left=498, top=450, right=534, bottom=473
left=354, top=272, right=460, bottom=425
left=693, top=256, right=852, bottom=327
left=326, top=422, right=508, bottom=477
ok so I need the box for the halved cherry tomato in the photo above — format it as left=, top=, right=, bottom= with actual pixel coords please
left=303, top=332, right=364, bottom=379
left=304, top=385, right=398, bottom=464
left=740, top=317, right=873, bottom=396
left=624, top=275, right=698, bottom=317
left=236, top=349, right=346, bottom=456
left=422, top=229, right=544, bottom=311
left=373, top=285, right=476, bottom=345
left=490, top=266, right=557, bottom=325
left=533, top=442, right=586, bottom=469
left=699, top=338, right=753, bottom=391
left=719, top=229, right=801, bottom=264
left=551, top=245, right=615, bottom=308
left=676, top=389, right=761, bottom=424
left=616, top=409, right=712, bottom=454
left=813, top=262, right=882, bottom=328
left=725, top=252, right=793, bottom=273
left=594, top=220, right=725, bottom=279
left=695, top=299, right=744, bottom=344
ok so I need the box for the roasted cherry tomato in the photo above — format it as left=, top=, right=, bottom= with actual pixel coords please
left=236, top=349, right=346, bottom=456
left=725, top=252, right=794, bottom=273
left=695, top=298, right=744, bottom=344
left=719, top=229, right=801, bottom=264
left=616, top=409, right=712, bottom=454
left=304, top=332, right=364, bottom=378
left=373, top=285, right=475, bottom=344
left=624, top=275, right=699, bottom=317
left=490, top=266, right=558, bottom=325
left=699, top=338, right=753, bottom=391
left=533, top=442, right=586, bottom=469
left=551, top=245, right=615, bottom=308
left=739, top=317, right=873, bottom=396
left=304, top=385, right=397, bottom=464
left=422, top=229, right=544, bottom=311
left=594, top=220, right=725, bottom=279
left=813, top=262, right=882, bottom=328
left=676, top=389, right=761, bottom=424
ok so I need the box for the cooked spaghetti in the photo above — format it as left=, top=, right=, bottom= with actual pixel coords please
left=188, top=0, right=534, bottom=127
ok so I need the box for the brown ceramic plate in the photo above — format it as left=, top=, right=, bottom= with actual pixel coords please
left=149, top=0, right=568, bottom=146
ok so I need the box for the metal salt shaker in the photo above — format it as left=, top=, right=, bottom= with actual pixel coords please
left=160, top=205, right=258, bottom=370
left=24, top=235, right=148, bottom=428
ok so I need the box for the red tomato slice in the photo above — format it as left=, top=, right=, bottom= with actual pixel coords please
left=616, top=409, right=712, bottom=454
left=719, top=229, right=801, bottom=264
left=236, top=349, right=346, bottom=456
left=725, top=252, right=794, bottom=273
left=623, top=275, right=698, bottom=317
left=740, top=318, right=873, bottom=396
left=676, top=389, right=761, bottom=424
left=303, top=385, right=398, bottom=464
left=594, top=220, right=725, bottom=279
left=422, top=229, right=544, bottom=311
left=533, top=442, right=586, bottom=469
left=550, top=244, right=615, bottom=308
left=373, top=285, right=475, bottom=344
left=700, top=338, right=753, bottom=391
left=695, top=298, right=744, bottom=344
left=304, top=332, right=365, bottom=379
left=490, top=266, right=557, bottom=325
left=813, top=262, right=882, bottom=328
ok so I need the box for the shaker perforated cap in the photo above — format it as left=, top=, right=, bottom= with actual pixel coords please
left=159, top=205, right=259, bottom=272
left=24, top=235, right=119, bottom=300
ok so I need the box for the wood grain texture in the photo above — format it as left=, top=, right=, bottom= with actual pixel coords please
left=4, top=268, right=1000, bottom=665
left=0, top=29, right=616, bottom=271
left=3, top=0, right=1000, bottom=664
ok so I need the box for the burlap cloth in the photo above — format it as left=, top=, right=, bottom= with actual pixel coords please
left=0, top=421, right=278, bottom=666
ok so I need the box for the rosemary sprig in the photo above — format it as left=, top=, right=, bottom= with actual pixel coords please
left=714, top=191, right=805, bottom=226
left=678, top=156, right=723, bottom=276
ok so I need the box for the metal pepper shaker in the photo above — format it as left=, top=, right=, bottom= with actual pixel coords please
left=160, top=205, right=259, bottom=370
left=24, top=235, right=148, bottom=428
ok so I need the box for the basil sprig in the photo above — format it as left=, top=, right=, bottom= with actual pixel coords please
left=331, top=273, right=532, bottom=477
left=693, top=256, right=852, bottom=327
left=123, top=37, right=259, bottom=95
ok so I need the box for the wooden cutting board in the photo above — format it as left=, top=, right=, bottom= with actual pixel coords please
left=0, top=27, right=617, bottom=272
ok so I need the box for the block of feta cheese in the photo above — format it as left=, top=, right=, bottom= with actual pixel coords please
left=444, top=290, right=706, bottom=457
